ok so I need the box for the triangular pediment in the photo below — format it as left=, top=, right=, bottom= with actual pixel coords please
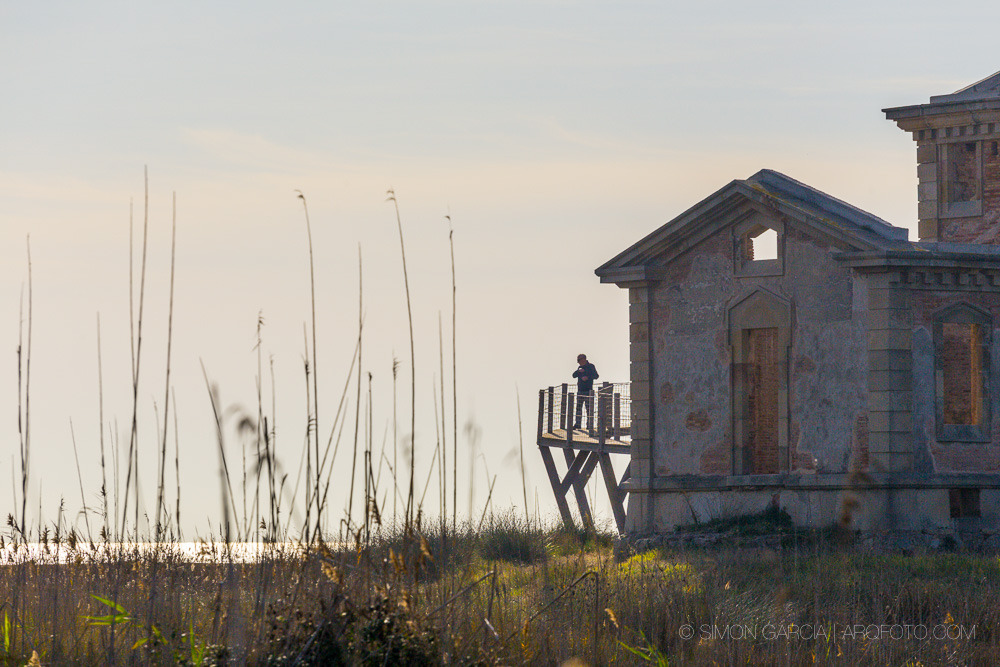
left=595, top=169, right=907, bottom=286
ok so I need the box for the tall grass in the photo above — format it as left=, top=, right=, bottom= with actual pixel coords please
left=5, top=518, right=1000, bottom=665
left=7, top=178, right=996, bottom=666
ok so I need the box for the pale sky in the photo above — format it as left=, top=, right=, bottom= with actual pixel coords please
left=2, top=1, right=999, bottom=538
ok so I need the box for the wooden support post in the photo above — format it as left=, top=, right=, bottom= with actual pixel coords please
left=597, top=386, right=606, bottom=451
left=587, top=390, right=596, bottom=437
left=613, top=391, right=621, bottom=442
left=566, top=394, right=575, bottom=445
left=546, top=386, right=554, bottom=434
left=559, top=383, right=568, bottom=431
left=537, top=390, right=544, bottom=445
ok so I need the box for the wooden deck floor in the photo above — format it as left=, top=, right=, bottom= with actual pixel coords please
left=539, top=429, right=631, bottom=454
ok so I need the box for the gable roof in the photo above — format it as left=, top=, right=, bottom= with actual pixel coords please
left=884, top=70, right=1000, bottom=124
left=931, top=70, right=1000, bottom=103
left=595, top=169, right=908, bottom=285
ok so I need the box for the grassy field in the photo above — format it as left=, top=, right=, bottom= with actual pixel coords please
left=2, top=516, right=998, bottom=665
left=5, top=185, right=998, bottom=665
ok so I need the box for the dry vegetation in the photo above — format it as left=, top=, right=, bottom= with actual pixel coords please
left=2, top=519, right=1000, bottom=665
left=5, top=182, right=1000, bottom=664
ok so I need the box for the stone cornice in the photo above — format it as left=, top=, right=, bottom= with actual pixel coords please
left=884, top=100, right=1000, bottom=133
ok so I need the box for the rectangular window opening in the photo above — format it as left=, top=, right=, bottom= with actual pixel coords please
left=941, top=322, right=983, bottom=426
left=739, top=227, right=779, bottom=263
left=949, top=488, right=981, bottom=518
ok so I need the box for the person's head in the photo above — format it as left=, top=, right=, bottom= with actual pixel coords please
left=577, top=354, right=587, bottom=365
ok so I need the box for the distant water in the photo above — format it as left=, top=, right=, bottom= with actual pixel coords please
left=0, top=541, right=308, bottom=564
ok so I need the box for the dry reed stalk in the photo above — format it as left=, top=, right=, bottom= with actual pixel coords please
left=439, top=313, right=446, bottom=533
left=386, top=189, right=416, bottom=528
left=392, top=355, right=399, bottom=526
left=122, top=168, right=150, bottom=539
left=447, top=215, right=457, bottom=534
left=516, top=386, right=529, bottom=526
left=241, top=405, right=248, bottom=538
left=313, top=336, right=362, bottom=530
left=96, top=314, right=109, bottom=539
left=270, top=356, right=278, bottom=539
left=172, top=388, right=180, bottom=539
left=17, top=241, right=31, bottom=544
left=298, top=326, right=312, bottom=540
left=254, top=312, right=265, bottom=542
left=364, top=371, right=375, bottom=543
left=112, top=420, right=120, bottom=541
left=200, top=362, right=239, bottom=543
left=295, top=191, right=322, bottom=537
left=155, top=192, right=177, bottom=539
left=346, top=248, right=364, bottom=537
left=419, top=388, right=442, bottom=512
left=68, top=420, right=92, bottom=541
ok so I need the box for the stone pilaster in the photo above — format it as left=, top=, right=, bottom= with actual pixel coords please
left=867, top=274, right=914, bottom=473
left=916, top=141, right=939, bottom=241
left=626, top=285, right=655, bottom=534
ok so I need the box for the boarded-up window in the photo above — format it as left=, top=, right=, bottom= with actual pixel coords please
left=941, top=322, right=983, bottom=425
left=745, top=327, right=779, bottom=474
left=934, top=303, right=991, bottom=443
left=941, top=142, right=980, bottom=204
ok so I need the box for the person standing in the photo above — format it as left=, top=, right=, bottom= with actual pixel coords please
left=572, top=353, right=599, bottom=431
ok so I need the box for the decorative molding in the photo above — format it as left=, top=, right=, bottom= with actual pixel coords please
left=916, top=123, right=1000, bottom=143
left=891, top=268, right=1000, bottom=292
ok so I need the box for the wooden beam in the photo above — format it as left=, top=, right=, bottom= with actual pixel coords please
left=563, top=449, right=596, bottom=530
left=536, top=390, right=544, bottom=446
left=599, top=453, right=627, bottom=534
left=539, top=444, right=574, bottom=529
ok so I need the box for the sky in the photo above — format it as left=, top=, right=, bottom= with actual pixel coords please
left=2, top=0, right=1000, bottom=539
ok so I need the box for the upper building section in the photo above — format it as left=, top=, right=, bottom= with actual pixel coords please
left=885, top=71, right=1000, bottom=244
left=595, top=169, right=907, bottom=287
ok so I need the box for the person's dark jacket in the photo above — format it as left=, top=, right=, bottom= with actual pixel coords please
left=573, top=362, right=599, bottom=393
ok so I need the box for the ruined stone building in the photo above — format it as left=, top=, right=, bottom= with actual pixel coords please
left=595, top=71, right=1000, bottom=539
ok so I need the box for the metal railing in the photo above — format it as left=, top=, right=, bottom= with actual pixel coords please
left=537, top=382, right=631, bottom=443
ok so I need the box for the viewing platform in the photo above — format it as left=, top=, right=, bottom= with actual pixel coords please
left=536, top=382, right=631, bottom=533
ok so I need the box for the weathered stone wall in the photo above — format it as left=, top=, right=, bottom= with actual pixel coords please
left=916, top=134, right=1000, bottom=243
left=648, top=486, right=1000, bottom=538
left=647, top=217, right=868, bottom=478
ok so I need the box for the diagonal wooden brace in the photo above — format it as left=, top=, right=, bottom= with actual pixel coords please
left=563, top=449, right=597, bottom=530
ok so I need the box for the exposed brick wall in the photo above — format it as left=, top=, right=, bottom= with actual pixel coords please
left=940, top=322, right=980, bottom=425
left=746, top=327, right=779, bottom=474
